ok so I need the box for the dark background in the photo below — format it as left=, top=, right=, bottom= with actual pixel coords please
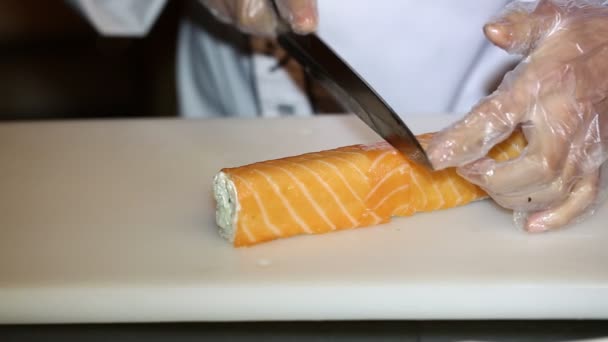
left=0, top=0, right=180, bottom=121
left=2, top=321, right=608, bottom=341
left=0, top=0, right=343, bottom=121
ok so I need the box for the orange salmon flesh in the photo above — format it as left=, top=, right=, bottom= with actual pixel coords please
left=213, top=133, right=526, bottom=247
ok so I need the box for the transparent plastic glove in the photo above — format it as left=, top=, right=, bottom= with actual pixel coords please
left=200, top=0, right=318, bottom=36
left=427, top=0, right=608, bottom=232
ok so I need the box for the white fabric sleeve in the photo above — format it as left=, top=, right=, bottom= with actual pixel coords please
left=66, top=0, right=167, bottom=37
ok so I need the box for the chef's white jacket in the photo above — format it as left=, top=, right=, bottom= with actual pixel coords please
left=68, top=0, right=522, bottom=119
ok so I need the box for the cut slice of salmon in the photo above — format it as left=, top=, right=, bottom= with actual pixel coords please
left=213, top=132, right=526, bottom=247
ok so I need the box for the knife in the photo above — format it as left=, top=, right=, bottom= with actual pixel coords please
left=271, top=3, right=433, bottom=169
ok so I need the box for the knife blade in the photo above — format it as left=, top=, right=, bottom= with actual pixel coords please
left=270, top=6, right=432, bottom=169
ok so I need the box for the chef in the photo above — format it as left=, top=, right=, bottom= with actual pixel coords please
left=68, top=0, right=607, bottom=233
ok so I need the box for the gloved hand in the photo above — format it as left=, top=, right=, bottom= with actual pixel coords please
left=200, top=0, right=318, bottom=36
left=427, top=0, right=608, bottom=232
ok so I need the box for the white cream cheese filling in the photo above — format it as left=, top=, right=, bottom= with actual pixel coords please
left=213, top=172, right=239, bottom=243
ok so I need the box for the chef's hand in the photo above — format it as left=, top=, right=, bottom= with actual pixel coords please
left=200, top=0, right=318, bottom=36
left=427, top=0, right=608, bottom=232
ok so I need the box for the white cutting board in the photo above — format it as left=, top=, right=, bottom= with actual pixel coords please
left=1, top=115, right=607, bottom=324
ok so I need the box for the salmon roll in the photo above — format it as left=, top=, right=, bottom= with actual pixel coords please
left=213, top=133, right=526, bottom=247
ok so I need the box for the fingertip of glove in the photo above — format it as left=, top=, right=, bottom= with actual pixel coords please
left=287, top=8, right=318, bottom=34
left=514, top=211, right=550, bottom=233
left=525, top=215, right=553, bottom=233
left=484, top=22, right=514, bottom=50
left=290, top=16, right=318, bottom=34
left=426, top=143, right=455, bottom=171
